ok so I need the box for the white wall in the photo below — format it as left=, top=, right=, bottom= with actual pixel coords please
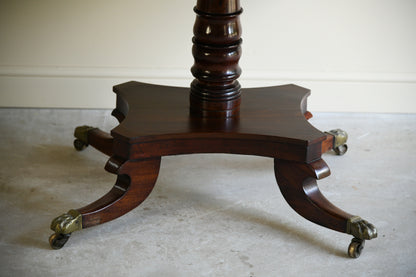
left=1, top=0, right=415, bottom=113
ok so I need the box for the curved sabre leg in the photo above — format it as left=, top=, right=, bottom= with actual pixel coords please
left=49, top=157, right=161, bottom=249
left=274, top=158, right=377, bottom=258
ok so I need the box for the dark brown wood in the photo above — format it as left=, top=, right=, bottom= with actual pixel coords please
left=87, top=128, right=113, bottom=156
left=195, top=0, right=241, bottom=14
left=321, top=133, right=335, bottom=154
left=77, top=157, right=161, bottom=228
left=274, top=158, right=353, bottom=233
left=51, top=0, right=366, bottom=252
left=111, top=81, right=326, bottom=163
left=304, top=111, right=313, bottom=120
left=190, top=0, right=242, bottom=118
left=72, top=81, right=335, bottom=230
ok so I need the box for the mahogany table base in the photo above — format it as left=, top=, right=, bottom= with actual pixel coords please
left=49, top=81, right=377, bottom=258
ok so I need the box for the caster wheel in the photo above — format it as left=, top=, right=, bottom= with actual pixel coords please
left=49, top=233, right=71, bottom=250
left=73, top=139, right=87, bottom=151
left=334, top=144, right=348, bottom=156
left=348, top=238, right=365, bottom=258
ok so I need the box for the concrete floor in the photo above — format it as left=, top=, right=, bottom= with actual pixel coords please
left=0, top=109, right=415, bottom=276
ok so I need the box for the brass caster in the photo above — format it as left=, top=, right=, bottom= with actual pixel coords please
left=50, top=209, right=82, bottom=234
left=73, top=125, right=97, bottom=151
left=49, top=209, right=82, bottom=249
left=325, top=129, right=348, bottom=156
left=346, top=216, right=378, bottom=240
left=73, top=139, right=87, bottom=151
left=345, top=216, right=377, bottom=258
left=348, top=238, right=365, bottom=258
left=334, top=144, right=348, bottom=156
left=49, top=233, right=71, bottom=250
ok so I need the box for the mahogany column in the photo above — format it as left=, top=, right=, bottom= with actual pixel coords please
left=190, top=0, right=242, bottom=118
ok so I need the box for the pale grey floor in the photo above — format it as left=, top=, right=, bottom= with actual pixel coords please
left=0, top=109, right=415, bottom=277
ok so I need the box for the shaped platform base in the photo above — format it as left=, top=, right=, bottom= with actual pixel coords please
left=49, top=82, right=376, bottom=257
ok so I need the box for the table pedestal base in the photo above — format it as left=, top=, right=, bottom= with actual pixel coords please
left=49, top=81, right=377, bottom=258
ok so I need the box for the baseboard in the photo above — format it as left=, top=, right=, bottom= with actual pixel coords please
left=1, top=66, right=415, bottom=113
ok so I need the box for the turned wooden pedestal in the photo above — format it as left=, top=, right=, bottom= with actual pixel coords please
left=49, top=0, right=377, bottom=258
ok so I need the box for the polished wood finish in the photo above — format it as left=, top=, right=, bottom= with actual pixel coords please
left=195, top=0, right=241, bottom=14
left=190, top=0, right=242, bottom=117
left=51, top=0, right=370, bottom=254
left=87, top=128, right=113, bottom=156
left=78, top=157, right=160, bottom=228
left=112, top=82, right=325, bottom=162
left=73, top=80, right=351, bottom=232
left=274, top=158, right=352, bottom=233
left=321, top=133, right=336, bottom=154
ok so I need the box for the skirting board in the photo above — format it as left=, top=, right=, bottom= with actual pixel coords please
left=1, top=66, right=415, bottom=113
